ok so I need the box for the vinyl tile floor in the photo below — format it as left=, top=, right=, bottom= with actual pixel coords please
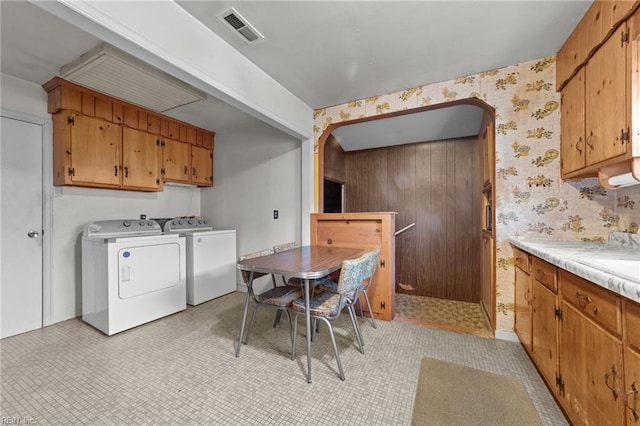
left=0, top=291, right=568, bottom=425
left=395, top=294, right=494, bottom=338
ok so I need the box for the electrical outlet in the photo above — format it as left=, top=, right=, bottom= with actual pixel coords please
left=273, top=210, right=279, bottom=219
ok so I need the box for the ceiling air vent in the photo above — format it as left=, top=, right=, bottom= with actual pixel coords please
left=217, top=7, right=264, bottom=44
left=59, top=43, right=206, bottom=113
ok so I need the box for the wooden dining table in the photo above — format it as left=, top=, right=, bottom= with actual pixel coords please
left=236, top=245, right=364, bottom=383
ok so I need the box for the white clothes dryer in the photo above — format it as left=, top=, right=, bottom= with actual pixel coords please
left=162, top=218, right=236, bottom=305
left=81, top=219, right=186, bottom=335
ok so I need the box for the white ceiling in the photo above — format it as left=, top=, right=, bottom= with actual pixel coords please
left=1, top=1, right=592, bottom=149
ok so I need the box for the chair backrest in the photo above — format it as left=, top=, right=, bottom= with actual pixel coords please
left=273, top=242, right=297, bottom=253
left=238, top=248, right=274, bottom=284
left=336, top=250, right=376, bottom=296
left=364, top=247, right=380, bottom=280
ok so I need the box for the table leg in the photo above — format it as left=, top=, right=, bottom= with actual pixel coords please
left=235, top=272, right=253, bottom=357
left=304, top=278, right=312, bottom=383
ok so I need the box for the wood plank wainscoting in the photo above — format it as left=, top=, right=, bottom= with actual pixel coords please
left=324, top=135, right=482, bottom=303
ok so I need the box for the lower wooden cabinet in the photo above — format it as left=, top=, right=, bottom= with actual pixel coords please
left=531, top=278, right=559, bottom=390
left=512, top=246, right=639, bottom=425
left=514, top=262, right=532, bottom=352
left=559, top=300, right=625, bottom=425
left=625, top=347, right=640, bottom=424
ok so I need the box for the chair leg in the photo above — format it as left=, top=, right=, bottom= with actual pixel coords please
left=273, top=309, right=284, bottom=328
left=318, top=317, right=345, bottom=381
left=361, top=290, right=377, bottom=329
left=347, top=305, right=365, bottom=354
left=291, top=312, right=300, bottom=360
left=244, top=303, right=261, bottom=345
left=236, top=290, right=252, bottom=357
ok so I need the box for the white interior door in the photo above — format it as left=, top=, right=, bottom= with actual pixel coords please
left=1, top=115, right=44, bottom=338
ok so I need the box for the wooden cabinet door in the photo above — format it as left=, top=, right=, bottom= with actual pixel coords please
left=69, top=113, right=121, bottom=187
left=560, top=301, right=625, bottom=426
left=586, top=23, right=629, bottom=166
left=122, top=127, right=160, bottom=191
left=531, top=280, right=558, bottom=390
left=191, top=145, right=213, bottom=186
left=162, top=138, right=190, bottom=183
left=561, top=68, right=586, bottom=176
left=625, top=347, right=640, bottom=424
left=515, top=266, right=532, bottom=352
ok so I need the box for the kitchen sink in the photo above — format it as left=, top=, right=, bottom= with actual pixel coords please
left=571, top=257, right=640, bottom=283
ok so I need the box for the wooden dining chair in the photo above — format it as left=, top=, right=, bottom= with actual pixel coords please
left=290, top=249, right=377, bottom=381
left=236, top=249, right=302, bottom=356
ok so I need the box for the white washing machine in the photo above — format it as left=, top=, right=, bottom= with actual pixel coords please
left=162, top=218, right=236, bottom=305
left=81, top=219, right=186, bottom=335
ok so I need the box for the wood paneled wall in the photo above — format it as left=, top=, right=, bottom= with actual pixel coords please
left=343, top=136, right=481, bottom=302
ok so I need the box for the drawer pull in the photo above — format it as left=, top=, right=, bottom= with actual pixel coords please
left=524, top=289, right=531, bottom=303
left=605, top=365, right=619, bottom=400
left=575, top=291, right=592, bottom=308
left=625, top=382, right=639, bottom=422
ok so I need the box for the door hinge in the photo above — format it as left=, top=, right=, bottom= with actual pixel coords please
left=622, top=29, right=630, bottom=45
left=68, top=167, right=75, bottom=177
left=380, top=301, right=386, bottom=310
left=556, top=374, right=565, bottom=396
left=67, top=115, right=74, bottom=125
left=622, top=128, right=630, bottom=143
left=380, top=259, right=385, bottom=268
left=555, top=306, right=563, bottom=322
left=161, top=140, right=166, bottom=147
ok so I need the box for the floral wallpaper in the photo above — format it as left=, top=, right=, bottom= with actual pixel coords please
left=313, top=56, right=640, bottom=333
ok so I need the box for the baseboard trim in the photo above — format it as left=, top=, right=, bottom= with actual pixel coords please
left=495, top=330, right=519, bottom=342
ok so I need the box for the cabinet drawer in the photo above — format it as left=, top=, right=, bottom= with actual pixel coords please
left=512, top=246, right=530, bottom=273
left=531, top=257, right=557, bottom=292
left=560, top=270, right=621, bottom=336
left=626, top=299, right=640, bottom=351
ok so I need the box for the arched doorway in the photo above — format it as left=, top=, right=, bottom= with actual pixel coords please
left=317, top=99, right=496, bottom=336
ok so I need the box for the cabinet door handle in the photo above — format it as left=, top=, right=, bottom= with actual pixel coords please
left=604, top=365, right=619, bottom=400
left=192, top=167, right=196, bottom=177
left=114, top=165, right=118, bottom=177
left=184, top=165, right=188, bottom=175
left=625, top=382, right=639, bottom=422
left=524, top=288, right=531, bottom=303
left=576, top=137, right=583, bottom=153
left=586, top=132, right=595, bottom=150
left=124, top=166, right=129, bottom=178
left=575, top=291, right=592, bottom=308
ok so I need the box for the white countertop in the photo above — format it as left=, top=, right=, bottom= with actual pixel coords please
left=509, top=233, right=640, bottom=303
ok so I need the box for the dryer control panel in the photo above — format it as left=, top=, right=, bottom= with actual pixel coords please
left=163, top=217, right=213, bottom=233
left=84, top=220, right=163, bottom=238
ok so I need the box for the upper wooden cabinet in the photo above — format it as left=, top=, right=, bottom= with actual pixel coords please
left=558, top=4, right=640, bottom=180
left=162, top=137, right=191, bottom=184
left=560, top=68, right=586, bottom=175
left=191, top=145, right=213, bottom=186
left=52, top=112, right=121, bottom=188
left=585, top=23, right=629, bottom=167
left=43, top=77, right=215, bottom=190
left=122, top=127, right=161, bottom=191
left=557, top=1, right=638, bottom=90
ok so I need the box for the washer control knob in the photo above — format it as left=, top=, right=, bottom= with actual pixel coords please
left=203, top=220, right=208, bottom=225
left=139, top=221, right=145, bottom=226
left=188, top=220, right=194, bottom=225
left=178, top=220, right=183, bottom=225
left=172, top=220, right=178, bottom=226
left=123, top=221, right=131, bottom=227
left=147, top=221, right=153, bottom=226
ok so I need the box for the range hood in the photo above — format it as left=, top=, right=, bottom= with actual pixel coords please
left=59, top=43, right=206, bottom=112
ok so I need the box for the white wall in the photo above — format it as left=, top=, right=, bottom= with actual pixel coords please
left=202, top=124, right=301, bottom=293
